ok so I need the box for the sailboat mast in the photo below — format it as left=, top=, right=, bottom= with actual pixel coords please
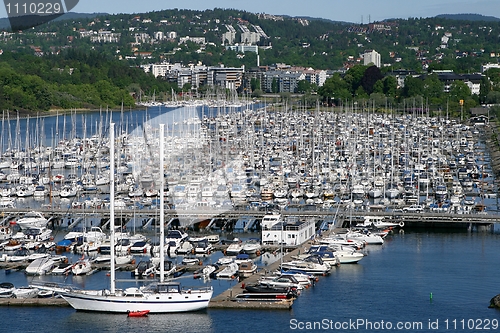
left=110, top=122, right=116, bottom=294
left=159, top=123, right=165, bottom=282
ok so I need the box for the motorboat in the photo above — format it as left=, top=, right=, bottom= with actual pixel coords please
left=194, top=237, right=213, bottom=255
left=216, top=256, right=234, bottom=265
left=0, top=282, right=14, bottom=298
left=13, top=286, right=39, bottom=299
left=3, top=239, right=24, bottom=252
left=238, top=259, right=257, bottom=278
left=216, top=262, right=239, bottom=279
left=344, top=230, right=385, bottom=245
left=356, top=216, right=404, bottom=229
left=280, top=255, right=331, bottom=275
left=71, top=256, right=93, bottom=275
left=151, top=259, right=176, bottom=278
left=25, top=257, right=57, bottom=275
left=274, top=270, right=317, bottom=286
left=134, top=260, right=156, bottom=278
left=225, top=238, right=243, bottom=256
left=194, top=264, right=219, bottom=279
left=241, top=239, right=262, bottom=255
left=176, top=241, right=194, bottom=255
left=240, top=285, right=299, bottom=300
left=7, top=247, right=31, bottom=262
left=304, top=245, right=364, bottom=264
left=243, top=284, right=296, bottom=294
left=14, top=211, right=48, bottom=230
left=258, top=274, right=304, bottom=290
left=292, top=247, right=340, bottom=266
left=51, top=262, right=73, bottom=275
left=130, top=241, right=151, bottom=254
left=165, top=229, right=189, bottom=244
left=22, top=227, right=53, bottom=242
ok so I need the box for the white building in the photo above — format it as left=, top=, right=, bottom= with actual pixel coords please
left=363, top=49, right=381, bottom=68
left=154, top=31, right=164, bottom=40
left=225, top=45, right=258, bottom=53
left=150, top=63, right=183, bottom=78
left=222, top=32, right=236, bottom=45
left=241, top=32, right=260, bottom=45
left=304, top=69, right=327, bottom=87
left=262, top=215, right=315, bottom=246
left=481, top=63, right=500, bottom=73
left=90, top=31, right=121, bottom=43
left=179, top=36, right=205, bottom=45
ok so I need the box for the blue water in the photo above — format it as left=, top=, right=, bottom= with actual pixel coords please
left=2, top=230, right=500, bottom=332
left=0, top=104, right=263, bottom=151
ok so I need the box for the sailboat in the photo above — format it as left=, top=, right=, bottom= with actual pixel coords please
left=61, top=123, right=213, bottom=313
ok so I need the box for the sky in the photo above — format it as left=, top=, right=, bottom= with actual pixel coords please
left=1, top=0, right=500, bottom=23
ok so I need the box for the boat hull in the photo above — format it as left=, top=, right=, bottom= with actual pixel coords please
left=61, top=290, right=213, bottom=313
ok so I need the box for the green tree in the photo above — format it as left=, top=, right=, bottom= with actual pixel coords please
left=382, top=76, right=398, bottom=98
left=403, top=76, right=424, bottom=98
left=449, top=81, right=471, bottom=103
left=271, top=78, right=279, bottom=93
left=344, top=65, right=367, bottom=95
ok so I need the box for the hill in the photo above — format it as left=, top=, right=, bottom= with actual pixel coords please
left=0, top=12, right=107, bottom=30
left=435, top=13, right=500, bottom=22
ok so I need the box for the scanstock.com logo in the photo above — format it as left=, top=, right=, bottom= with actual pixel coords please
left=4, top=0, right=79, bottom=31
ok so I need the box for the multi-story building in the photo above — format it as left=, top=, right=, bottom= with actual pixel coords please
left=240, top=32, right=260, bottom=45
left=89, top=31, right=121, bottom=43
left=363, top=49, right=381, bottom=68
left=263, top=70, right=305, bottom=93
left=225, top=45, right=258, bottom=53
left=207, top=66, right=245, bottom=90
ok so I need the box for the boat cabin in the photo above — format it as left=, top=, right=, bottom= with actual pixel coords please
left=262, top=217, right=315, bottom=246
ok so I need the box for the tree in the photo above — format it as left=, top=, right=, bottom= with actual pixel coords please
left=479, top=76, right=492, bottom=104
left=382, top=76, right=398, bottom=98
left=403, top=76, right=424, bottom=98
left=486, top=91, right=500, bottom=104
left=344, top=65, right=367, bottom=95
left=317, top=73, right=350, bottom=105
left=361, top=65, right=384, bottom=95
left=250, top=78, right=260, bottom=92
left=297, top=80, right=312, bottom=94
left=271, top=78, right=279, bottom=93
left=449, top=81, right=471, bottom=103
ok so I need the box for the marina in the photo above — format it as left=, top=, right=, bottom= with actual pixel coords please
left=0, top=103, right=500, bottom=316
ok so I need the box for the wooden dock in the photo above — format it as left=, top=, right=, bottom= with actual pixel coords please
left=208, top=238, right=317, bottom=310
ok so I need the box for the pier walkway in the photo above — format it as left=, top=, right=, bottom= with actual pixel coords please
left=1, top=208, right=498, bottom=230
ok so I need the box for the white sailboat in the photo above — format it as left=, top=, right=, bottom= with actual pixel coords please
left=62, top=123, right=213, bottom=313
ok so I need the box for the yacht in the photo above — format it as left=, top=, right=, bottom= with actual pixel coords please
left=15, top=211, right=48, bottom=230
left=61, top=124, right=213, bottom=313
left=280, top=254, right=331, bottom=275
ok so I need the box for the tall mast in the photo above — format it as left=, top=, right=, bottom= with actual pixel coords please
left=110, top=123, right=116, bottom=294
left=159, top=123, right=165, bottom=282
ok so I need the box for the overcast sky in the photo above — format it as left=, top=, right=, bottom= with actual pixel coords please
left=1, top=0, right=499, bottom=23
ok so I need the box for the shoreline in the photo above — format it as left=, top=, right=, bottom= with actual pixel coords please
left=1, top=105, right=145, bottom=119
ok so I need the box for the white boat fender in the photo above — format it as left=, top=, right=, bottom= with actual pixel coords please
left=399, top=221, right=405, bottom=227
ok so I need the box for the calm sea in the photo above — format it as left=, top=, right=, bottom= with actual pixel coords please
left=2, top=229, right=500, bottom=333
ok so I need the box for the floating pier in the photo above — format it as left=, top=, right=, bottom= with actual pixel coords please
left=208, top=238, right=317, bottom=310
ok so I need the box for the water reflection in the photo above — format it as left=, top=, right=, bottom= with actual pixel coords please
left=67, top=311, right=214, bottom=333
